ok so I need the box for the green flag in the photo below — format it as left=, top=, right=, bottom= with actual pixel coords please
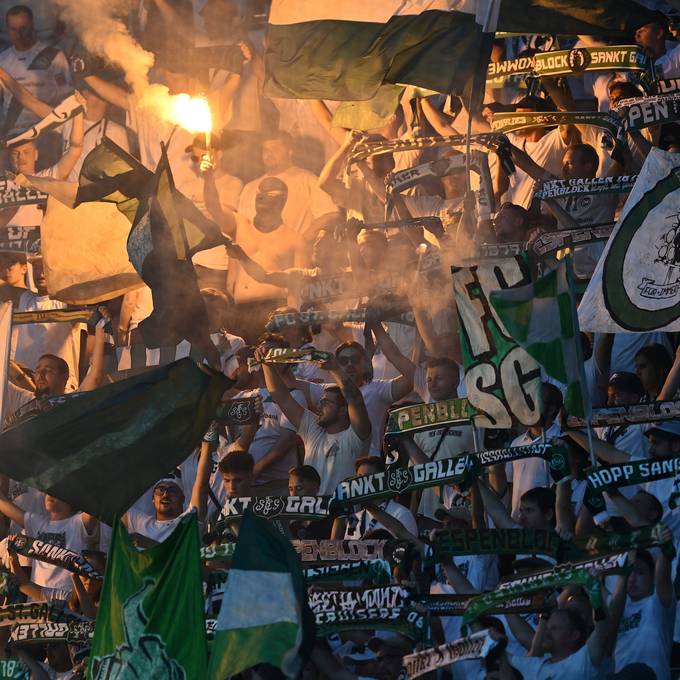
left=0, top=358, right=230, bottom=524
left=75, top=137, right=151, bottom=223
left=89, top=513, right=207, bottom=679
left=490, top=260, right=588, bottom=418
left=497, top=0, right=663, bottom=37
left=208, top=511, right=315, bottom=679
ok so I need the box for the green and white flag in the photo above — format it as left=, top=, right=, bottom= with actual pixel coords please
left=490, top=260, right=588, bottom=418
left=264, top=1, right=498, bottom=102
left=208, top=510, right=315, bottom=679
left=89, top=513, right=207, bottom=679
left=579, top=148, right=680, bottom=332
left=452, top=256, right=542, bottom=428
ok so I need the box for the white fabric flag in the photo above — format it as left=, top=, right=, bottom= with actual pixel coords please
left=579, top=148, right=680, bottom=332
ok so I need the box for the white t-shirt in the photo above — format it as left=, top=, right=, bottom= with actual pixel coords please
left=62, top=116, right=130, bottom=181
left=505, top=128, right=568, bottom=208
left=238, top=165, right=337, bottom=237
left=344, top=499, right=418, bottom=540
left=234, top=387, right=306, bottom=484
left=23, top=512, right=92, bottom=591
left=508, top=644, right=604, bottom=680
left=0, top=41, right=71, bottom=135
left=126, top=99, right=193, bottom=173
left=11, top=290, right=84, bottom=388
left=306, top=379, right=398, bottom=456
left=656, top=44, right=680, bottom=79
left=414, top=422, right=476, bottom=520
left=615, top=593, right=675, bottom=680
left=297, top=409, right=369, bottom=495
left=610, top=332, right=672, bottom=374
left=126, top=508, right=194, bottom=544
left=4, top=165, right=56, bottom=228
left=507, top=422, right=561, bottom=520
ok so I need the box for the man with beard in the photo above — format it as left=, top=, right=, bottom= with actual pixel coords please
left=2, top=305, right=111, bottom=428
left=260, top=345, right=370, bottom=495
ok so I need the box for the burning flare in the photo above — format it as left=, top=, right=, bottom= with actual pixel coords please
left=166, top=95, right=212, bottom=134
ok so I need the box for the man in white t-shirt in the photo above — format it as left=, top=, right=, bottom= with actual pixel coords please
left=124, top=443, right=213, bottom=546
left=238, top=130, right=339, bottom=245
left=0, top=5, right=71, bottom=137
left=335, top=339, right=414, bottom=456
left=261, top=347, right=371, bottom=495
left=497, top=95, right=578, bottom=209
left=504, top=606, right=614, bottom=679
left=10, top=257, right=84, bottom=389
left=635, top=16, right=680, bottom=79
left=0, top=490, right=97, bottom=597
left=613, top=545, right=675, bottom=680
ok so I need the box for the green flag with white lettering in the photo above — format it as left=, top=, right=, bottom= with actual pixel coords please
left=88, top=513, right=207, bottom=679
left=490, top=260, right=588, bottom=418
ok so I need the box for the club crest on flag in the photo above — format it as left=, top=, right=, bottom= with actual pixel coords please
left=603, top=166, right=680, bottom=329
left=91, top=578, right=185, bottom=680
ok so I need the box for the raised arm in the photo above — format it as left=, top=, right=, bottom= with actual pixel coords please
left=361, top=502, right=419, bottom=541
left=318, top=132, right=354, bottom=207
left=0, top=489, right=25, bottom=527
left=203, top=166, right=237, bottom=238
left=52, top=109, right=84, bottom=180
left=0, top=67, right=51, bottom=118
left=83, top=75, right=130, bottom=112
left=659, top=344, right=680, bottom=400
left=507, top=139, right=555, bottom=182
left=368, top=321, right=415, bottom=400
left=307, top=99, right=345, bottom=146
left=564, top=429, right=630, bottom=464
left=79, top=306, right=110, bottom=392
left=260, top=350, right=305, bottom=430
left=420, top=97, right=462, bottom=137
left=477, top=477, right=517, bottom=529
left=190, top=440, right=213, bottom=522
left=325, top=358, right=371, bottom=441
left=655, top=526, right=675, bottom=608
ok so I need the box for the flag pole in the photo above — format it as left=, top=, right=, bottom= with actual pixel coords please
left=564, top=255, right=597, bottom=468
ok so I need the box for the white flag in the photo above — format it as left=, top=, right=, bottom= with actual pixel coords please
left=579, top=148, right=680, bottom=332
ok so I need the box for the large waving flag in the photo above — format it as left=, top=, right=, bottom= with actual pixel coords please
left=579, top=148, right=680, bottom=333
left=498, top=0, right=664, bottom=36
left=490, top=260, right=588, bottom=418
left=128, top=145, right=226, bottom=348
left=0, top=358, right=231, bottom=523
left=89, top=514, right=207, bottom=679
left=264, top=1, right=498, bottom=102
left=208, top=511, right=315, bottom=679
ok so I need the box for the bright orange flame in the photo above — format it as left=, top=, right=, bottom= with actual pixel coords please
left=167, top=94, right=212, bottom=134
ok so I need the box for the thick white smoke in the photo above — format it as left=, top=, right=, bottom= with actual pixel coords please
left=51, top=0, right=209, bottom=131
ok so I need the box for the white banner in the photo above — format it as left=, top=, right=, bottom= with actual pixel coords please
left=579, top=148, right=680, bottom=332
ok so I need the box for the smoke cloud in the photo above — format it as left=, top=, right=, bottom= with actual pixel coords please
left=52, top=0, right=206, bottom=129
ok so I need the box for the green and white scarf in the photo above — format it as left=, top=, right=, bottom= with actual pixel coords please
left=567, top=399, right=680, bottom=428
left=334, top=455, right=479, bottom=506
left=614, top=93, right=680, bottom=130
left=534, top=176, right=637, bottom=200
left=385, top=399, right=474, bottom=437
left=403, top=630, right=497, bottom=679
left=463, top=552, right=627, bottom=624
left=491, top=111, right=620, bottom=138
